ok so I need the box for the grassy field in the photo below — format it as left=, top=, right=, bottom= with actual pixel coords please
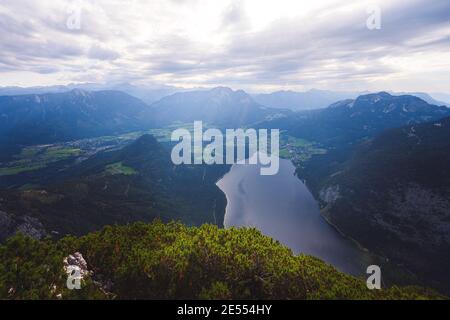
left=0, top=123, right=243, bottom=177
left=280, top=134, right=327, bottom=162
left=105, top=162, right=138, bottom=176
left=0, top=125, right=184, bottom=177
left=0, top=146, right=81, bottom=176
left=0, top=163, right=47, bottom=176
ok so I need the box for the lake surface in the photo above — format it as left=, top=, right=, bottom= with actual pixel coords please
left=217, top=157, right=370, bottom=276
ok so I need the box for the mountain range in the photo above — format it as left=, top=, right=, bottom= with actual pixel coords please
left=262, top=92, right=450, bottom=149
left=392, top=92, right=449, bottom=107
left=252, top=89, right=361, bottom=110
left=149, top=86, right=290, bottom=127
left=253, top=89, right=449, bottom=111
left=0, top=87, right=292, bottom=157
left=277, top=92, right=450, bottom=195
left=0, top=83, right=184, bottom=105
left=3, top=84, right=448, bottom=110
left=0, top=89, right=153, bottom=149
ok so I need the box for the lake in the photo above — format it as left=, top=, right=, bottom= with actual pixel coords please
left=216, top=156, right=371, bottom=276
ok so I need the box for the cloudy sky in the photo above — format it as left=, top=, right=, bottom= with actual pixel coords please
left=1, top=0, right=450, bottom=93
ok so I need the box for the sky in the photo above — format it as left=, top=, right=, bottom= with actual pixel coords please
left=1, top=0, right=450, bottom=93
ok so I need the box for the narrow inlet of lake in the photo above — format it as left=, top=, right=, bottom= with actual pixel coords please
left=217, top=157, right=371, bottom=276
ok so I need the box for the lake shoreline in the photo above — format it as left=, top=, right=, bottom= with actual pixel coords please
left=216, top=158, right=371, bottom=276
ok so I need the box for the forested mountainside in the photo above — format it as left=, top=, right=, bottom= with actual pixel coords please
left=0, top=222, right=443, bottom=300
left=0, top=89, right=153, bottom=157
left=297, top=116, right=450, bottom=293
left=266, top=91, right=450, bottom=200
left=0, top=135, right=229, bottom=240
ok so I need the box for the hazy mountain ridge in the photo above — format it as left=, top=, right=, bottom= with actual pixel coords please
left=0, top=89, right=154, bottom=149
left=149, top=86, right=291, bottom=127
left=391, top=92, right=449, bottom=107
left=260, top=92, right=450, bottom=149
left=0, top=83, right=184, bottom=105
left=2, top=83, right=448, bottom=110
left=252, top=89, right=361, bottom=111
left=253, top=89, right=449, bottom=111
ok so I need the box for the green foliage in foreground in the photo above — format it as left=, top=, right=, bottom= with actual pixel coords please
left=0, top=222, right=444, bottom=300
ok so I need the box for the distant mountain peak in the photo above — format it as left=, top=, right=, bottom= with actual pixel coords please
left=149, top=86, right=277, bottom=127
left=209, top=86, right=248, bottom=98
left=375, top=91, right=392, bottom=97
left=211, top=86, right=234, bottom=93
left=356, top=92, right=392, bottom=102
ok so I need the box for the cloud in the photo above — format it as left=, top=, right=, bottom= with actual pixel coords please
left=88, top=45, right=120, bottom=61
left=0, top=0, right=449, bottom=93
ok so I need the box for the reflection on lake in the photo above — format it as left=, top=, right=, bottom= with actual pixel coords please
left=217, top=156, right=371, bottom=276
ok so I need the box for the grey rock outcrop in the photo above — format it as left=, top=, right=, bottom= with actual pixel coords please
left=319, top=185, right=341, bottom=205
left=0, top=210, right=46, bottom=242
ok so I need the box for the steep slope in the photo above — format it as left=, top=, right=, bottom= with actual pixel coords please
left=150, top=87, right=289, bottom=127
left=0, top=222, right=444, bottom=300
left=0, top=89, right=153, bottom=148
left=0, top=135, right=229, bottom=238
left=306, top=117, right=450, bottom=293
